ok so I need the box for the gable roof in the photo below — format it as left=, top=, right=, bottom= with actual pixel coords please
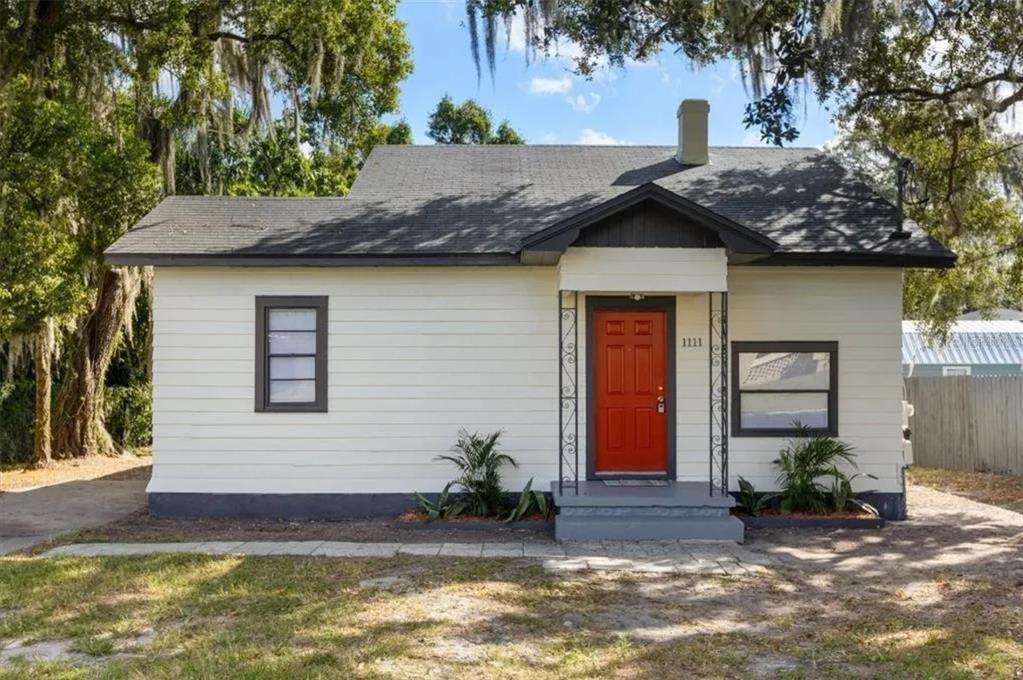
left=105, top=145, right=956, bottom=267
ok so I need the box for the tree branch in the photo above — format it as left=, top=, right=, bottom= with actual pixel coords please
left=206, top=30, right=299, bottom=55
left=849, top=71, right=1023, bottom=118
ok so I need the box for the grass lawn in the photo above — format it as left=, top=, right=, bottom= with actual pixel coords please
left=909, top=466, right=1023, bottom=514
left=1, top=552, right=1022, bottom=679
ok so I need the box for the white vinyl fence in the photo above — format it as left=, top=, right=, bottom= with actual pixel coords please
left=905, top=376, right=1023, bottom=475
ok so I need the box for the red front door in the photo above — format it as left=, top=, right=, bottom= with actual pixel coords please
left=593, top=310, right=669, bottom=474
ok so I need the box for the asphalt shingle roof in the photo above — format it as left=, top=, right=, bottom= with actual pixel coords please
left=106, top=145, right=955, bottom=263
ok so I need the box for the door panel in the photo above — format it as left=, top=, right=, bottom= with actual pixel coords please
left=593, top=310, right=668, bottom=473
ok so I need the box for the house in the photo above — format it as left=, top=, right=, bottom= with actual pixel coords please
left=903, top=320, right=1023, bottom=377
left=106, top=100, right=956, bottom=540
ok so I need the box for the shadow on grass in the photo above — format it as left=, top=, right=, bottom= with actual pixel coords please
left=1, top=542, right=1021, bottom=678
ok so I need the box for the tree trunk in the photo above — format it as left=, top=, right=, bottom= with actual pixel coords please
left=30, top=320, right=53, bottom=468
left=53, top=268, right=137, bottom=458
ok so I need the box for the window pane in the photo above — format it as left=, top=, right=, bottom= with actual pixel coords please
left=740, top=392, right=828, bottom=430
left=269, top=308, right=316, bottom=331
left=738, top=351, right=830, bottom=391
left=270, top=356, right=316, bottom=380
left=268, top=330, right=315, bottom=355
left=269, top=379, right=316, bottom=403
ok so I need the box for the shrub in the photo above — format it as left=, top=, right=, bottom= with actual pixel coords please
left=434, top=429, right=517, bottom=517
left=0, top=379, right=34, bottom=465
left=774, top=425, right=858, bottom=514
left=105, top=383, right=152, bottom=450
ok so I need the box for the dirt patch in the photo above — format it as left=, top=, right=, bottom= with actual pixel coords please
left=746, top=653, right=804, bottom=678
left=909, top=466, right=1023, bottom=515
left=0, top=454, right=151, bottom=491
left=56, top=509, right=553, bottom=547
left=0, top=627, right=158, bottom=667
left=358, top=576, right=412, bottom=590
left=0, top=638, right=93, bottom=666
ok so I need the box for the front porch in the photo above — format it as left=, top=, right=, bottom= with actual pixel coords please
left=527, top=190, right=776, bottom=542
left=553, top=287, right=739, bottom=541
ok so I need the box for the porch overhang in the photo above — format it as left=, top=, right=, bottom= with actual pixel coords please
left=558, top=247, right=727, bottom=293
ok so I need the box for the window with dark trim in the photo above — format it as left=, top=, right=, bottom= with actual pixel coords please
left=731, top=341, right=838, bottom=437
left=255, top=296, right=328, bottom=412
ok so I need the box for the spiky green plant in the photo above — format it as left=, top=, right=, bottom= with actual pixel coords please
left=415, top=482, right=466, bottom=521
left=735, top=476, right=776, bottom=516
left=774, top=424, right=857, bottom=514
left=505, top=478, right=549, bottom=522
left=436, top=429, right=517, bottom=517
left=830, top=472, right=879, bottom=516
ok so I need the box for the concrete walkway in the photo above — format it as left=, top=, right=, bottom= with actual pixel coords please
left=0, top=479, right=147, bottom=555
left=40, top=540, right=777, bottom=574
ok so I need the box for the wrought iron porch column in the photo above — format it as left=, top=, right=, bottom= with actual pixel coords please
left=558, top=290, right=579, bottom=494
left=708, top=292, right=729, bottom=496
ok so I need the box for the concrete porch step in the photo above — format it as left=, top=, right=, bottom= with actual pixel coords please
left=551, top=480, right=744, bottom=542
left=555, top=514, right=745, bottom=542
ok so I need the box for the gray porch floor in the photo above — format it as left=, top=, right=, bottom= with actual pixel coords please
left=552, top=480, right=735, bottom=508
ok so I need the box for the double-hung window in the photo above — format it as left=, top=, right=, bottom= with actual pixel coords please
left=731, top=341, right=838, bottom=436
left=255, top=296, right=328, bottom=412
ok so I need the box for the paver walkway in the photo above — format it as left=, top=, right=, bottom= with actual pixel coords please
left=0, top=479, right=147, bottom=555
left=41, top=540, right=777, bottom=574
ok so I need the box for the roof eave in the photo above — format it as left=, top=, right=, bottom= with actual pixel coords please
left=751, top=251, right=957, bottom=269
left=104, top=252, right=520, bottom=267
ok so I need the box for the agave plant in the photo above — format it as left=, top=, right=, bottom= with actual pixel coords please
left=506, top=478, right=550, bottom=522
left=415, top=482, right=466, bottom=521
left=830, top=472, right=879, bottom=516
left=774, top=424, right=858, bottom=514
left=735, top=476, right=776, bottom=516
left=436, top=429, right=517, bottom=517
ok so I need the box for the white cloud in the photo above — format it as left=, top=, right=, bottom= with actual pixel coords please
left=541, top=132, right=559, bottom=143
left=565, top=93, right=600, bottom=112
left=529, top=75, right=573, bottom=94
left=576, top=128, right=625, bottom=145
left=739, top=130, right=769, bottom=147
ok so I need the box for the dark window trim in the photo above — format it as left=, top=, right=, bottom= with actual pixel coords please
left=255, top=296, right=328, bottom=413
left=730, top=340, right=838, bottom=437
left=585, top=295, right=677, bottom=481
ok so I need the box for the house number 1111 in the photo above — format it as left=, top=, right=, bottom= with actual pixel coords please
left=680, top=337, right=703, bottom=348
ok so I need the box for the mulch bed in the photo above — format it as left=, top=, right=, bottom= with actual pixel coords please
left=395, top=510, right=552, bottom=531
left=737, top=507, right=884, bottom=529
left=56, top=509, right=554, bottom=547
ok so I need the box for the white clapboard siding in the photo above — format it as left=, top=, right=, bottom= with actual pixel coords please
left=726, top=267, right=905, bottom=493
left=151, top=266, right=559, bottom=494
left=558, top=247, right=727, bottom=292
left=151, top=264, right=905, bottom=496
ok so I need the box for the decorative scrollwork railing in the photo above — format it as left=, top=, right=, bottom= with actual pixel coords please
left=708, top=292, right=729, bottom=496
left=558, top=290, right=579, bottom=494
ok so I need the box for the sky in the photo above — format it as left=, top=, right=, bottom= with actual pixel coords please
left=391, top=1, right=839, bottom=148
